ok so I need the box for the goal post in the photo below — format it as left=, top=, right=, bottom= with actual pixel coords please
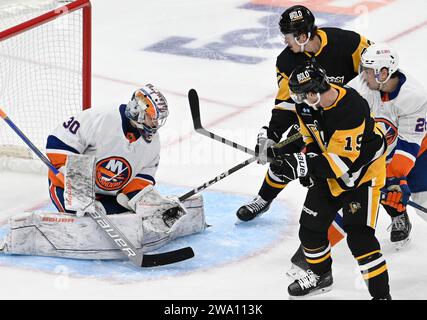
left=0, top=0, right=91, bottom=171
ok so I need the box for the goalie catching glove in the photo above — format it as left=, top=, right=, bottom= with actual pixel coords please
left=117, top=185, right=187, bottom=233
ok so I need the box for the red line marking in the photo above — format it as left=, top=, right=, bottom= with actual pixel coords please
left=385, top=19, right=427, bottom=43
left=93, top=73, right=243, bottom=110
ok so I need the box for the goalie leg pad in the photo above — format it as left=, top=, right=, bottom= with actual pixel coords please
left=169, top=194, right=206, bottom=239
left=1, top=195, right=206, bottom=259
left=1, top=211, right=144, bottom=260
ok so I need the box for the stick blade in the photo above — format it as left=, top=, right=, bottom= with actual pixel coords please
left=188, top=89, right=202, bottom=130
left=141, top=247, right=195, bottom=267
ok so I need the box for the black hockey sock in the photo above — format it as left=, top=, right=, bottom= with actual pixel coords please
left=356, top=251, right=390, bottom=299
left=258, top=176, right=286, bottom=201
left=299, top=225, right=332, bottom=276
left=346, top=225, right=390, bottom=299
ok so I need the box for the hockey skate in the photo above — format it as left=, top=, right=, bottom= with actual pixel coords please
left=286, top=244, right=310, bottom=280
left=372, top=294, right=392, bottom=300
left=288, top=269, right=333, bottom=299
left=389, top=212, right=412, bottom=250
left=236, top=195, right=272, bottom=221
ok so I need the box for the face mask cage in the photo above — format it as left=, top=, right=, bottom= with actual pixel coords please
left=282, top=31, right=311, bottom=52
left=127, top=85, right=169, bottom=141
left=290, top=90, right=307, bottom=104
left=290, top=89, right=321, bottom=107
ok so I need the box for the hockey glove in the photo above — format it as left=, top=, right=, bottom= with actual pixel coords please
left=274, top=152, right=309, bottom=183
left=255, top=126, right=276, bottom=165
left=381, top=177, right=411, bottom=212
left=299, top=175, right=314, bottom=188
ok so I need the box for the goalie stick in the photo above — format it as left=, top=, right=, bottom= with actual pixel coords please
left=188, top=88, right=297, bottom=164
left=178, top=131, right=303, bottom=201
left=0, top=107, right=194, bottom=267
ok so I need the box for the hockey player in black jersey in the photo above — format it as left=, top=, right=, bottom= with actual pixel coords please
left=236, top=5, right=371, bottom=221
left=274, top=62, right=391, bottom=299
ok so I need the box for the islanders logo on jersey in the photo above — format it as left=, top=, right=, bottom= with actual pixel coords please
left=95, top=157, right=132, bottom=191
left=375, top=117, right=398, bottom=146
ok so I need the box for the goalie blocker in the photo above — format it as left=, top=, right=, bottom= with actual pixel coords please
left=0, top=187, right=205, bottom=260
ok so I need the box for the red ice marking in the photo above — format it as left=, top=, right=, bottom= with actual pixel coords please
left=385, top=19, right=427, bottom=43
left=249, top=0, right=394, bottom=16
left=27, top=200, right=51, bottom=212
left=92, top=73, right=243, bottom=110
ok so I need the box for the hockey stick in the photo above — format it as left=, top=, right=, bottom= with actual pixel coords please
left=0, top=107, right=194, bottom=267
left=178, top=131, right=303, bottom=201
left=188, top=89, right=298, bottom=164
left=407, top=200, right=427, bottom=214
left=189, top=91, right=427, bottom=216
left=188, top=89, right=257, bottom=156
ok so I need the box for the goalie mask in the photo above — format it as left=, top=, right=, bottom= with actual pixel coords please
left=126, top=84, right=169, bottom=143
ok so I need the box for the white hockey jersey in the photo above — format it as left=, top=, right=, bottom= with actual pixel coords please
left=348, top=70, right=427, bottom=178
left=46, top=105, right=160, bottom=196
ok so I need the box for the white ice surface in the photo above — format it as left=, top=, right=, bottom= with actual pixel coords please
left=1, top=0, right=427, bottom=299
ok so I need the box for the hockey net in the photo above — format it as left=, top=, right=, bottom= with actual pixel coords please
left=0, top=0, right=91, bottom=173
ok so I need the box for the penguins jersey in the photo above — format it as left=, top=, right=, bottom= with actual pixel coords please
left=297, top=84, right=387, bottom=197
left=268, top=27, right=370, bottom=141
left=46, top=105, right=160, bottom=197
left=348, top=70, right=427, bottom=178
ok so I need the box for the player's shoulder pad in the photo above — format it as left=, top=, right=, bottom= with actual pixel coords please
left=330, top=86, right=369, bottom=126
left=321, top=27, right=362, bottom=53
left=394, top=70, right=427, bottom=107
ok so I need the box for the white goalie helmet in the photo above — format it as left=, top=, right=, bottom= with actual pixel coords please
left=360, top=43, right=399, bottom=84
left=125, top=84, right=169, bottom=142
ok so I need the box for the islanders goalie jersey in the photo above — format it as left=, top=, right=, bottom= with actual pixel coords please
left=46, top=105, right=160, bottom=197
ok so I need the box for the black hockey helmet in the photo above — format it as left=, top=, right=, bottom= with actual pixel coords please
left=279, top=5, right=315, bottom=36
left=288, top=61, right=330, bottom=104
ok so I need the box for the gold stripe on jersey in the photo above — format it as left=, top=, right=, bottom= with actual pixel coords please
left=352, top=35, right=371, bottom=73
left=327, top=153, right=386, bottom=197
left=367, top=184, right=382, bottom=229
left=323, top=152, right=350, bottom=177
left=297, top=119, right=315, bottom=146
left=323, top=84, right=347, bottom=110
left=304, top=29, right=328, bottom=57
left=273, top=101, right=296, bottom=112
left=275, top=68, right=291, bottom=102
